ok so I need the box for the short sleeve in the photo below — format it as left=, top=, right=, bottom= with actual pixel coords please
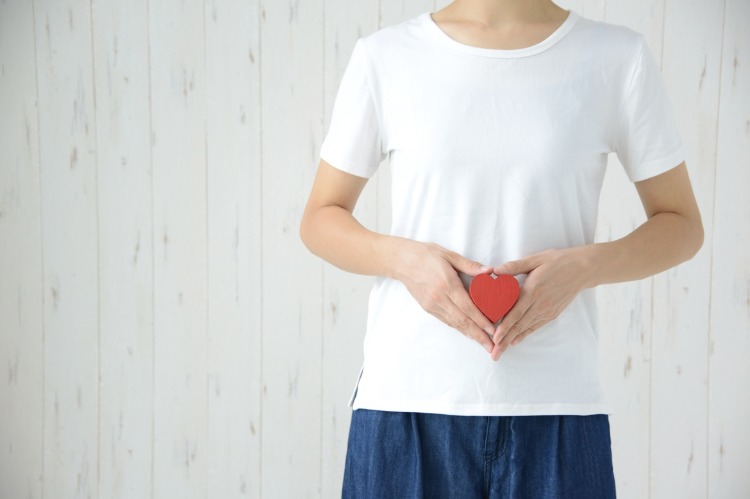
left=613, top=35, right=685, bottom=183
left=319, top=38, right=386, bottom=179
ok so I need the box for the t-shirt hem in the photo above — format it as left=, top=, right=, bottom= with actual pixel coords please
left=351, top=399, right=613, bottom=416
left=319, top=148, right=375, bottom=179
left=627, top=146, right=685, bottom=183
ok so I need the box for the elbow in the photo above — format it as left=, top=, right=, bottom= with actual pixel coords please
left=693, top=218, right=705, bottom=257
left=299, top=212, right=312, bottom=251
left=299, top=203, right=312, bottom=246
left=299, top=207, right=320, bottom=255
left=686, top=212, right=705, bottom=260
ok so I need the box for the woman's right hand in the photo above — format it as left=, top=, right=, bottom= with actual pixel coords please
left=390, top=239, right=497, bottom=354
left=298, top=159, right=496, bottom=354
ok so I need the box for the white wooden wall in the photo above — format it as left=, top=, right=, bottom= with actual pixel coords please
left=0, top=0, right=747, bottom=497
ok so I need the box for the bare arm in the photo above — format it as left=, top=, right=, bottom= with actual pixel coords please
left=584, top=161, right=704, bottom=286
left=490, top=161, right=704, bottom=360
left=300, top=159, right=499, bottom=353
left=299, top=159, right=394, bottom=277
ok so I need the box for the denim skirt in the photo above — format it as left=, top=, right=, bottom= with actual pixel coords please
left=342, top=409, right=616, bottom=498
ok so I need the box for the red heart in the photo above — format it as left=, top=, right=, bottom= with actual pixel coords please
left=469, top=273, right=520, bottom=323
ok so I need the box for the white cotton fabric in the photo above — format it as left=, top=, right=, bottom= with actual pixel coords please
left=319, top=8, right=684, bottom=416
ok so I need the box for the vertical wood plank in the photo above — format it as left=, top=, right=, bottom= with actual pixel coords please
left=204, top=0, right=262, bottom=496
left=260, top=0, right=324, bottom=496
left=596, top=163, right=654, bottom=498
left=650, top=1, right=723, bottom=497
left=319, top=1, right=381, bottom=495
left=709, top=0, right=750, bottom=495
left=596, top=3, right=665, bottom=497
left=1, top=2, right=745, bottom=497
left=148, top=1, right=208, bottom=497
left=32, top=0, right=100, bottom=497
left=319, top=2, right=437, bottom=492
left=0, top=2, right=44, bottom=498
left=90, top=1, right=154, bottom=497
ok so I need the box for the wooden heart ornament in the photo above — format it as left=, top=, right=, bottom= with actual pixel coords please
left=469, top=273, right=520, bottom=323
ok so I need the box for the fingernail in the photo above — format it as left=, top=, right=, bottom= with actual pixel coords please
left=479, top=265, right=492, bottom=272
left=484, top=326, right=494, bottom=336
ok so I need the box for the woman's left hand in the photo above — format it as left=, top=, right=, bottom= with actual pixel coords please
left=490, top=246, right=597, bottom=361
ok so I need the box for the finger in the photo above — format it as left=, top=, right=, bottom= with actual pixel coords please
left=491, top=339, right=503, bottom=360
left=444, top=251, right=492, bottom=277
left=446, top=277, right=497, bottom=337
left=491, top=303, right=541, bottom=361
left=497, top=306, right=540, bottom=347
left=492, top=295, right=535, bottom=343
left=510, top=319, right=547, bottom=346
left=491, top=320, right=545, bottom=361
left=440, top=298, right=495, bottom=353
left=493, top=254, right=539, bottom=277
left=493, top=309, right=537, bottom=355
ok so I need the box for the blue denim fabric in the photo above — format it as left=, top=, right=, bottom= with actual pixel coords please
left=342, top=409, right=616, bottom=498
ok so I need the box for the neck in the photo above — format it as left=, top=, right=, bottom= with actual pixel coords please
left=449, top=0, right=562, bottom=27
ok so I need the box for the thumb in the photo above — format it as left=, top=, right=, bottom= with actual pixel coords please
left=447, top=252, right=492, bottom=276
left=493, top=256, right=536, bottom=276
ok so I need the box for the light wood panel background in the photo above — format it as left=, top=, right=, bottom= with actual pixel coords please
left=0, top=0, right=748, bottom=497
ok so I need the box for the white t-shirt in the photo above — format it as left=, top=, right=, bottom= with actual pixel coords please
left=319, top=8, right=684, bottom=416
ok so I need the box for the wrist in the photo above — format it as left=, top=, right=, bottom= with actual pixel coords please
left=577, top=243, right=606, bottom=289
left=374, top=235, right=412, bottom=281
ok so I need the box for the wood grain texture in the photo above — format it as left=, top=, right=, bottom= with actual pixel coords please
left=319, top=0, right=381, bottom=496
left=32, top=0, right=100, bottom=497
left=594, top=0, right=666, bottom=495
left=204, top=0, right=262, bottom=496
left=0, top=1, right=747, bottom=498
left=709, top=0, right=750, bottom=496
left=91, top=1, right=154, bottom=497
left=595, top=153, right=654, bottom=497
left=259, top=0, right=324, bottom=496
left=0, top=2, right=44, bottom=498
left=147, top=0, right=208, bottom=497
left=650, top=1, right=723, bottom=497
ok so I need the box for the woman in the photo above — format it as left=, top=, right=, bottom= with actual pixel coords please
left=300, top=0, right=703, bottom=497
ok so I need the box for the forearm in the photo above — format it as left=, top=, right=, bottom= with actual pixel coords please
left=300, top=205, right=403, bottom=278
left=302, top=204, right=503, bottom=353
left=488, top=209, right=702, bottom=355
left=582, top=211, right=704, bottom=288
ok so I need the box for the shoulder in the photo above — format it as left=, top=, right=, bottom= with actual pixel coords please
left=560, top=13, right=655, bottom=85
left=571, top=14, right=648, bottom=60
left=361, top=13, right=423, bottom=43
left=357, top=13, right=429, bottom=61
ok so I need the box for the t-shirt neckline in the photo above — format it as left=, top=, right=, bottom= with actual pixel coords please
left=421, top=9, right=579, bottom=58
